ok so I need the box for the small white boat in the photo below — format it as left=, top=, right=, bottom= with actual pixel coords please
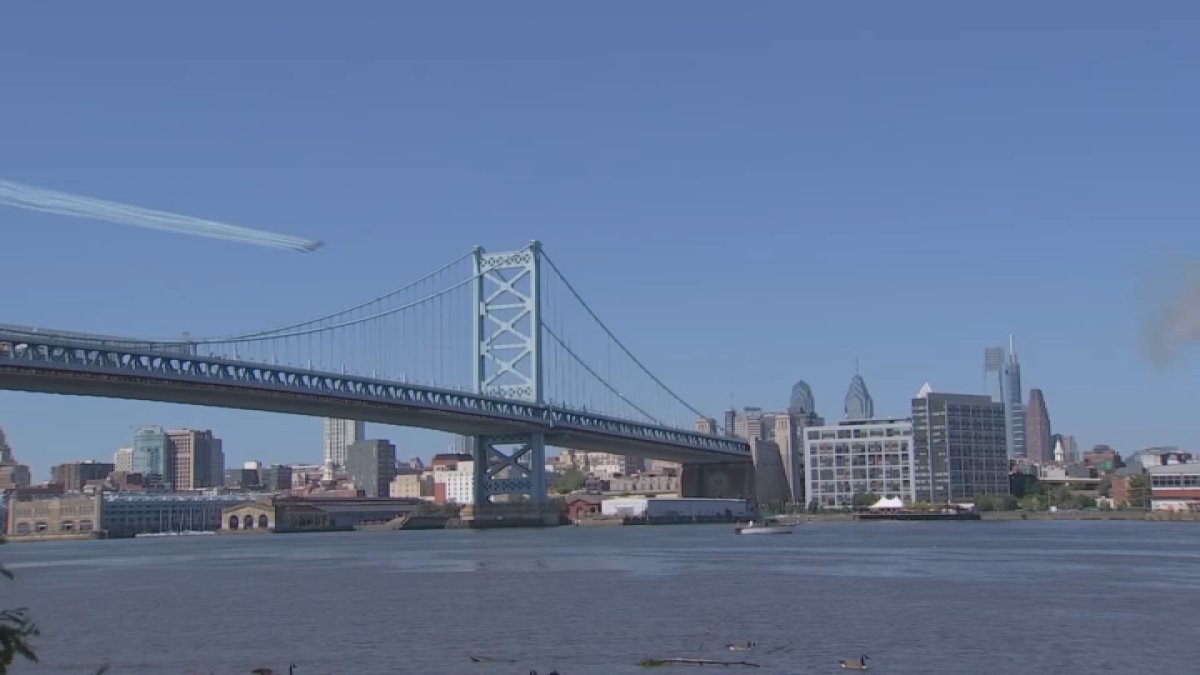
left=734, top=518, right=794, bottom=535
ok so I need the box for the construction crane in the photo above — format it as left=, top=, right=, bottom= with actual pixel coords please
left=0, top=178, right=322, bottom=252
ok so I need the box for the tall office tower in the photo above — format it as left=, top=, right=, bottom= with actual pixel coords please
left=734, top=407, right=765, bottom=440
left=113, top=447, right=134, bottom=473
left=911, top=390, right=1010, bottom=502
left=1003, top=337, right=1026, bottom=459
left=843, top=369, right=875, bottom=421
left=132, top=426, right=173, bottom=489
left=723, top=407, right=738, bottom=438
left=346, top=439, right=397, bottom=498
left=986, top=338, right=1026, bottom=459
left=168, top=429, right=223, bottom=490
left=788, top=380, right=816, bottom=418
left=1025, top=389, right=1053, bottom=464
left=323, top=418, right=365, bottom=468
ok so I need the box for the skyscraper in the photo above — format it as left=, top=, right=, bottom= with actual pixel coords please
left=323, top=418, right=365, bottom=468
left=723, top=407, right=739, bottom=438
left=113, top=447, right=134, bottom=473
left=788, top=380, right=816, bottom=417
left=168, top=429, right=223, bottom=490
left=1025, top=389, right=1053, bottom=464
left=1003, top=336, right=1026, bottom=459
left=132, top=426, right=172, bottom=488
left=734, top=407, right=766, bottom=440
left=843, top=371, right=874, bottom=421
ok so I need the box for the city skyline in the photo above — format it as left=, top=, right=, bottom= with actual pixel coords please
left=5, top=3, right=1200, bottom=473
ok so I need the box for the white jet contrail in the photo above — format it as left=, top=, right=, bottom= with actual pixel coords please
left=0, top=178, right=323, bottom=252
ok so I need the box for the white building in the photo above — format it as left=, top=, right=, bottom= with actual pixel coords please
left=804, top=417, right=916, bottom=508
left=600, top=497, right=749, bottom=519
left=432, top=457, right=475, bottom=505
left=113, top=448, right=133, bottom=473
left=322, top=418, right=364, bottom=469
left=1148, top=463, right=1200, bottom=512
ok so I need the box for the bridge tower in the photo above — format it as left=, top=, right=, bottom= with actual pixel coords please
left=470, top=241, right=549, bottom=511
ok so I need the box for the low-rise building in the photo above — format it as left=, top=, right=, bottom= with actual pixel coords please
left=220, top=496, right=425, bottom=533
left=600, top=497, right=749, bottom=520
left=1148, top=464, right=1200, bottom=512
left=7, top=493, right=102, bottom=538
left=390, top=471, right=434, bottom=500
left=102, top=493, right=255, bottom=536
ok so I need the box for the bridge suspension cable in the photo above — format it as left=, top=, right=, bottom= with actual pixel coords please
left=539, top=250, right=710, bottom=431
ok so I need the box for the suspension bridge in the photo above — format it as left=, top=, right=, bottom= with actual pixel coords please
left=0, top=242, right=753, bottom=515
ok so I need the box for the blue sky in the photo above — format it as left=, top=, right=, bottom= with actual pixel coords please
left=3, top=2, right=1200, bottom=478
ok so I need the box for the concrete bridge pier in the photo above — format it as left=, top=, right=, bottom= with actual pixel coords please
left=680, top=461, right=756, bottom=500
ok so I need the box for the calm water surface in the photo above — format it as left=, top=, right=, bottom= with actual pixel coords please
left=5, top=520, right=1198, bottom=674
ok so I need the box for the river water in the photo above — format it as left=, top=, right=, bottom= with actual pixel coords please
left=5, top=520, right=1198, bottom=674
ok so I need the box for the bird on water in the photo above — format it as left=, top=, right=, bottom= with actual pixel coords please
left=251, top=665, right=295, bottom=675
left=838, top=654, right=869, bottom=670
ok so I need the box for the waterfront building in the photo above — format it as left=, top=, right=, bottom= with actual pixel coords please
left=346, top=439, right=397, bottom=498
left=911, top=388, right=1010, bottom=502
left=322, top=418, right=365, bottom=469
left=113, top=448, right=134, bottom=473
left=7, top=493, right=102, bottom=538
left=694, top=417, right=717, bottom=434
left=168, top=429, right=224, bottom=490
left=431, top=453, right=475, bottom=505
left=803, top=417, right=915, bottom=509
left=51, top=461, right=115, bottom=492
left=220, top=496, right=424, bottom=533
left=599, top=497, right=750, bottom=520
left=102, top=493, right=254, bottom=536
left=1147, top=464, right=1200, bottom=512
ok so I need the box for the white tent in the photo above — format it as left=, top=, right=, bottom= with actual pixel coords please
left=870, top=496, right=905, bottom=510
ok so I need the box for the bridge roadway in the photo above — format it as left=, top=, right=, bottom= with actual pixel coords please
left=0, top=331, right=750, bottom=464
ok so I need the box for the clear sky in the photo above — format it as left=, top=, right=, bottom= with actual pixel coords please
left=3, top=2, right=1200, bottom=478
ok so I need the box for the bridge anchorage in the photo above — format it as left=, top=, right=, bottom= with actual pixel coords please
left=0, top=241, right=754, bottom=526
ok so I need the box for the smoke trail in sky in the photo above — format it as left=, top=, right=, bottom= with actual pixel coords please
left=1141, top=258, right=1200, bottom=367
left=0, top=178, right=323, bottom=253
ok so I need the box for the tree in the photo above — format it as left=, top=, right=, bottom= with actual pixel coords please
left=1128, top=474, right=1151, bottom=509
left=555, top=467, right=587, bottom=494
left=851, top=492, right=880, bottom=508
left=0, top=542, right=38, bottom=673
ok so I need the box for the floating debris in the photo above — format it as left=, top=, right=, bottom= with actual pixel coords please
left=468, top=655, right=517, bottom=663
left=639, top=657, right=761, bottom=668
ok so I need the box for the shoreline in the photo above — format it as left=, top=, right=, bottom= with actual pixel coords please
left=775, top=510, right=1200, bottom=523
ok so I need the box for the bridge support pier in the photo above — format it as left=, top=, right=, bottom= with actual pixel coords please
left=680, top=461, right=756, bottom=500
left=462, top=432, right=558, bottom=528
